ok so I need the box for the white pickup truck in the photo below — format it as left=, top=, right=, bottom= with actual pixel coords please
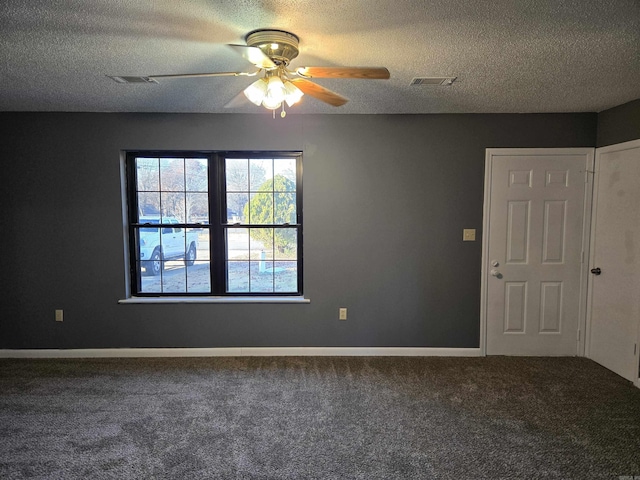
left=139, top=216, right=198, bottom=276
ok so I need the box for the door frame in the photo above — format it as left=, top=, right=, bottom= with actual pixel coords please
left=480, top=148, right=595, bottom=356
left=585, top=139, right=640, bottom=388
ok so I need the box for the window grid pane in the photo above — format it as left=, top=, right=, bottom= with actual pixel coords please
left=185, top=158, right=208, bottom=192
left=135, top=226, right=212, bottom=294
left=227, top=158, right=297, bottom=227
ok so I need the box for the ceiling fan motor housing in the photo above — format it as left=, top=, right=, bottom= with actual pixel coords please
left=245, top=29, right=300, bottom=66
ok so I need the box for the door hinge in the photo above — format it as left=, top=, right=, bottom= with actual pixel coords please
left=635, top=343, right=637, bottom=356
left=577, top=330, right=581, bottom=342
left=585, top=170, right=595, bottom=183
left=581, top=251, right=584, bottom=263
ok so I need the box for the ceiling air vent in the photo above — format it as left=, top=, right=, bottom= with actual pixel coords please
left=410, top=76, right=457, bottom=86
left=107, top=76, right=158, bottom=84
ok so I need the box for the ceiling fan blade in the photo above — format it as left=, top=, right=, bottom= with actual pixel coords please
left=295, top=67, right=390, bottom=80
left=108, top=72, right=256, bottom=84
left=147, top=71, right=256, bottom=80
left=224, top=90, right=251, bottom=109
left=228, top=44, right=276, bottom=69
left=290, top=78, right=348, bottom=107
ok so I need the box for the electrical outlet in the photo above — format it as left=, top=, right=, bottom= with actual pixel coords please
left=55, top=309, right=63, bottom=322
left=339, top=308, right=347, bottom=320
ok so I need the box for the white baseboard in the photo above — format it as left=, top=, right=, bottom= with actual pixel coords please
left=0, top=347, right=482, bottom=359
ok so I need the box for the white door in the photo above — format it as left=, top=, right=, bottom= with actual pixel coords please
left=587, top=140, right=640, bottom=384
left=483, top=149, right=593, bottom=355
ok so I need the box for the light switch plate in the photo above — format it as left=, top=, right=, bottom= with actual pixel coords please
left=463, top=229, right=476, bottom=241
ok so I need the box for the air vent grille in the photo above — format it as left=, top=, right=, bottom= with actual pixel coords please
left=107, top=76, right=158, bottom=84
left=410, top=76, right=457, bottom=86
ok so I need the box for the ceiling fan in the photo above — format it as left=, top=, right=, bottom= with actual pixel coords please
left=109, top=29, right=390, bottom=116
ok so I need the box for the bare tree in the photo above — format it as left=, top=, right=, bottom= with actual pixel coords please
left=225, top=159, right=266, bottom=220
left=135, top=158, right=208, bottom=223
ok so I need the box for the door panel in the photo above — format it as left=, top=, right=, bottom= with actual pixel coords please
left=588, top=141, right=640, bottom=383
left=504, top=282, right=527, bottom=333
left=542, top=201, right=566, bottom=263
left=506, top=201, right=530, bottom=263
left=540, top=282, right=562, bottom=333
left=484, top=149, right=593, bottom=355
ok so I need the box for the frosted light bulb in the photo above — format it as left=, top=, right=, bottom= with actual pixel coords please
left=284, top=81, right=303, bottom=107
left=243, top=78, right=268, bottom=106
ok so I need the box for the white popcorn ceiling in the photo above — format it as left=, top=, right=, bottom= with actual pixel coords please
left=1, top=0, right=639, bottom=114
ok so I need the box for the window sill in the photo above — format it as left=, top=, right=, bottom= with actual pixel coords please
left=118, top=296, right=310, bottom=304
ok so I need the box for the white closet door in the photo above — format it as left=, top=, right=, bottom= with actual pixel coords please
left=588, top=140, right=640, bottom=383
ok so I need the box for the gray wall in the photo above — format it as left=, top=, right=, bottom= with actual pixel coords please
left=597, top=98, right=640, bottom=147
left=0, top=112, right=596, bottom=349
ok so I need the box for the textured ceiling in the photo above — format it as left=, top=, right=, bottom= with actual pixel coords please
left=1, top=0, right=639, bottom=114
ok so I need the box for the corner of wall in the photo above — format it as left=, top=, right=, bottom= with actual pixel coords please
left=597, top=98, right=640, bottom=147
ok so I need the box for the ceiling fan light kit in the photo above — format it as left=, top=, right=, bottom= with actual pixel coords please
left=263, top=76, right=288, bottom=110
left=109, top=29, right=390, bottom=117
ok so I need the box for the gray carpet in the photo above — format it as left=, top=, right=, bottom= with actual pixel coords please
left=1, top=356, right=639, bottom=479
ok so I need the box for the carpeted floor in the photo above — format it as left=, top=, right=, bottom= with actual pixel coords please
left=1, top=356, right=639, bottom=479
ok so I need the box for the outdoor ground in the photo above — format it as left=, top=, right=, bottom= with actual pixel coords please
left=140, top=232, right=297, bottom=294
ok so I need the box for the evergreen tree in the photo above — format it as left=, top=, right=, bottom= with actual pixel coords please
left=244, top=175, right=296, bottom=253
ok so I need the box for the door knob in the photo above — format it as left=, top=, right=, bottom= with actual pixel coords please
left=490, top=269, right=500, bottom=277
left=590, top=267, right=601, bottom=275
